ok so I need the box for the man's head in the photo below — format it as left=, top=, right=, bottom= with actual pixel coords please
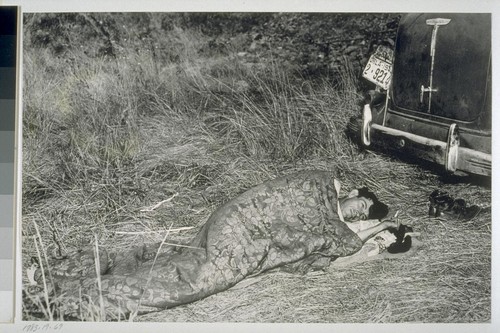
left=340, top=187, right=389, bottom=221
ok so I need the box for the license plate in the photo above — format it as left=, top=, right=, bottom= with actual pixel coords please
left=362, top=46, right=393, bottom=90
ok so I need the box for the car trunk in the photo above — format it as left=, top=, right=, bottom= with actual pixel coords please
left=386, top=13, right=491, bottom=153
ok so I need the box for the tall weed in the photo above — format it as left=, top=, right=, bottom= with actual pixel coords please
left=202, top=60, right=362, bottom=161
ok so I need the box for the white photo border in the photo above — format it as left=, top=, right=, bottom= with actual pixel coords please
left=4, top=0, right=499, bottom=332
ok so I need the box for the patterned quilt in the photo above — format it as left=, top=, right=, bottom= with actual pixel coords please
left=28, top=171, right=364, bottom=319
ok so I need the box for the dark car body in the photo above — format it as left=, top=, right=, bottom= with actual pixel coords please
left=351, top=13, right=491, bottom=176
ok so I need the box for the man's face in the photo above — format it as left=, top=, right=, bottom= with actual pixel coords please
left=340, top=196, right=373, bottom=221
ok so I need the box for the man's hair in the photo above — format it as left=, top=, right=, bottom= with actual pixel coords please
left=357, top=187, right=389, bottom=220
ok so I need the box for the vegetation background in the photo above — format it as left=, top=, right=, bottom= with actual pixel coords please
left=21, top=12, right=491, bottom=322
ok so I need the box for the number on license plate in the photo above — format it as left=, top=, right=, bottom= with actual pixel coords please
left=362, top=47, right=393, bottom=90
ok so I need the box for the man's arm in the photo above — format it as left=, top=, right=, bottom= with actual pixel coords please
left=356, top=220, right=400, bottom=243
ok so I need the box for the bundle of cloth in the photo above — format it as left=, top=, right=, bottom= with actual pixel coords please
left=25, top=171, right=415, bottom=320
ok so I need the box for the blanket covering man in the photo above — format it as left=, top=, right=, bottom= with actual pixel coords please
left=28, top=171, right=378, bottom=319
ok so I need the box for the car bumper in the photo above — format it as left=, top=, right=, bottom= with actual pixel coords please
left=360, top=104, right=491, bottom=176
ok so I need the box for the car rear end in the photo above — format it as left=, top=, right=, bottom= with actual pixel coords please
left=350, top=13, right=491, bottom=177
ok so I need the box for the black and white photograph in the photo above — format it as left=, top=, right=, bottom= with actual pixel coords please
left=19, top=5, right=493, bottom=327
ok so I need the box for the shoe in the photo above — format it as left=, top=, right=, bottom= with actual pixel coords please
left=428, top=189, right=481, bottom=221
left=428, top=189, right=454, bottom=218
left=442, top=204, right=481, bottom=222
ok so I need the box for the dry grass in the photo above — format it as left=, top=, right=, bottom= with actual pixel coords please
left=21, top=14, right=491, bottom=323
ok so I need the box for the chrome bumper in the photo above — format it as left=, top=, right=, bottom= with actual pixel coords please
left=361, top=104, right=491, bottom=176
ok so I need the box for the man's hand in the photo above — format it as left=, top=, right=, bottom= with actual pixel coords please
left=382, top=218, right=400, bottom=229
left=356, top=218, right=399, bottom=243
left=381, top=210, right=401, bottom=229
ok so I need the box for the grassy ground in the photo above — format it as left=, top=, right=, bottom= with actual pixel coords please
left=21, top=13, right=491, bottom=322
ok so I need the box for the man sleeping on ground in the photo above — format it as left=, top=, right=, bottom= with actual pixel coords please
left=26, top=170, right=413, bottom=320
